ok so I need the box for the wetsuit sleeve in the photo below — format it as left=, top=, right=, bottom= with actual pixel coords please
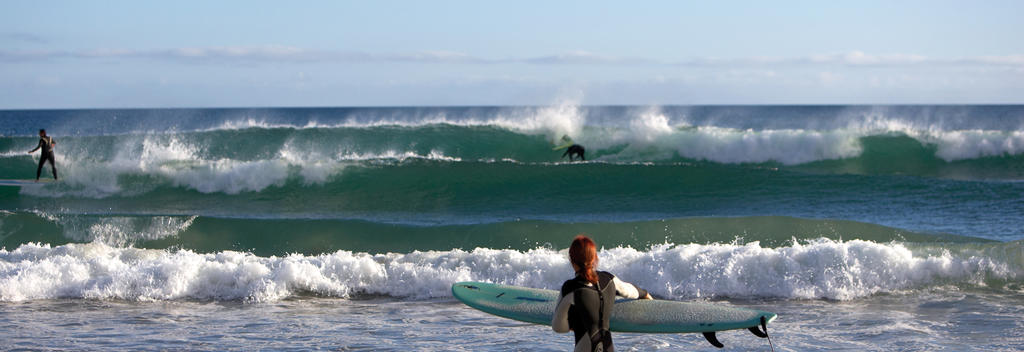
left=611, top=276, right=649, bottom=299
left=551, top=291, right=573, bottom=333
left=29, top=139, right=42, bottom=153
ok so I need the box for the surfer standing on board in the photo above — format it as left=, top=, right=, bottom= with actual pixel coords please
left=555, top=135, right=586, bottom=161
left=561, top=144, right=586, bottom=161
left=552, top=235, right=652, bottom=352
left=27, top=129, right=58, bottom=181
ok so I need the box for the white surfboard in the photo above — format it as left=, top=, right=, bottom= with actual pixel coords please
left=0, top=179, right=56, bottom=187
left=452, top=281, right=776, bottom=348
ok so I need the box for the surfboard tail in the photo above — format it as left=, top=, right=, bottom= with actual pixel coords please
left=704, top=315, right=775, bottom=350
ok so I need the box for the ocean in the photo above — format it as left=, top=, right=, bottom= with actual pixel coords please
left=0, top=105, right=1022, bottom=351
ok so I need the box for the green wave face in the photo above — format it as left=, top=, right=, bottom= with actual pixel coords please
left=3, top=153, right=1022, bottom=240
left=794, top=134, right=1024, bottom=179
left=0, top=212, right=993, bottom=256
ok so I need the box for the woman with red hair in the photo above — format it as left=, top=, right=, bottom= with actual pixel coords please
left=552, top=235, right=652, bottom=352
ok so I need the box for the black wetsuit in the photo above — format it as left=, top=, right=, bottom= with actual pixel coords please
left=559, top=271, right=649, bottom=352
left=562, top=144, right=586, bottom=161
left=33, top=136, right=57, bottom=180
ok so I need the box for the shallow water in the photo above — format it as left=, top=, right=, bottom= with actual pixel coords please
left=2, top=290, right=1022, bottom=351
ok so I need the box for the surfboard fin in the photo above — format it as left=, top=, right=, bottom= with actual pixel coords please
left=748, top=326, right=768, bottom=338
left=748, top=315, right=770, bottom=338
left=702, top=332, right=724, bottom=348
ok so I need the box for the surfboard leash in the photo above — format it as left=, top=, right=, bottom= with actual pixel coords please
left=762, top=316, right=775, bottom=352
left=745, top=315, right=775, bottom=351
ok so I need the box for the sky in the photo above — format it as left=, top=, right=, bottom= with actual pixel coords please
left=1, top=0, right=1022, bottom=108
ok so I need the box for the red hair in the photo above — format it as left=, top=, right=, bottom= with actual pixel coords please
left=569, top=235, right=599, bottom=285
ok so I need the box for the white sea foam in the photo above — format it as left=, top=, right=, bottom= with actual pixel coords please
left=16, top=134, right=464, bottom=197
left=582, top=124, right=865, bottom=165
left=0, top=151, right=28, bottom=158
left=202, top=103, right=586, bottom=143
left=203, top=108, right=1023, bottom=164
left=845, top=114, right=1024, bottom=161
left=26, top=212, right=197, bottom=247
left=334, top=150, right=462, bottom=163
left=0, top=239, right=1016, bottom=302
left=921, top=130, right=1024, bottom=161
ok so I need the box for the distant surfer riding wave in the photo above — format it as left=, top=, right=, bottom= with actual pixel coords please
left=554, top=135, right=585, bottom=161
left=27, top=129, right=57, bottom=181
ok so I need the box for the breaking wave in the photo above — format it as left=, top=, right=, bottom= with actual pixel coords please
left=0, top=239, right=1019, bottom=302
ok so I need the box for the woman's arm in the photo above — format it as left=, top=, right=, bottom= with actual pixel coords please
left=551, top=292, right=574, bottom=333
left=612, top=277, right=652, bottom=299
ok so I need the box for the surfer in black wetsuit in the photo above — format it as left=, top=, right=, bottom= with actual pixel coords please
left=561, top=144, right=586, bottom=161
left=27, top=129, right=57, bottom=181
left=552, top=235, right=652, bottom=352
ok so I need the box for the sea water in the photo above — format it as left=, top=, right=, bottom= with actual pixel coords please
left=0, top=105, right=1022, bottom=351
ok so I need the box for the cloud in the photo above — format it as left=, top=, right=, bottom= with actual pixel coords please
left=0, top=46, right=496, bottom=64
left=1, top=46, right=1022, bottom=69
left=967, top=55, right=1024, bottom=66
left=673, top=51, right=997, bottom=67
left=523, top=51, right=654, bottom=65
left=806, top=51, right=928, bottom=66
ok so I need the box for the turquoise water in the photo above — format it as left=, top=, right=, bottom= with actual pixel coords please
left=1, top=105, right=1022, bottom=350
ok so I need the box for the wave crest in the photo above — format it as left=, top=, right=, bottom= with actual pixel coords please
left=1, top=239, right=1017, bottom=302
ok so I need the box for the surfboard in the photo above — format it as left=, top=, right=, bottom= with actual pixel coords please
left=553, top=142, right=574, bottom=151
left=452, top=281, right=776, bottom=345
left=0, top=179, right=56, bottom=187
left=552, top=135, right=575, bottom=150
